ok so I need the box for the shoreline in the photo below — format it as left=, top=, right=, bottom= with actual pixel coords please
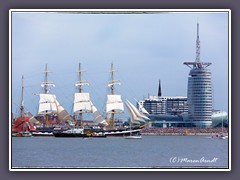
left=141, top=132, right=229, bottom=136
left=141, top=127, right=229, bottom=136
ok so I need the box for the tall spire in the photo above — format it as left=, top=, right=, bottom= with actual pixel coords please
left=195, top=21, right=200, bottom=62
left=158, top=80, right=162, bottom=97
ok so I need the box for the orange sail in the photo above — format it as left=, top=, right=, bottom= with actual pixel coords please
left=12, top=116, right=36, bottom=132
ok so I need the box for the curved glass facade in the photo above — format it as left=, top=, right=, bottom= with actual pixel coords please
left=187, top=68, right=212, bottom=127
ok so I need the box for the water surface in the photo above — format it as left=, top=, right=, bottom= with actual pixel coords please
left=11, top=135, right=229, bottom=169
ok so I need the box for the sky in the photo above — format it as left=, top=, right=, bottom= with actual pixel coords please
left=11, top=10, right=229, bottom=118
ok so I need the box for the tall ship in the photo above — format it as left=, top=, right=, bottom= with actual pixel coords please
left=53, top=63, right=149, bottom=137
left=53, top=63, right=107, bottom=137
left=101, top=63, right=148, bottom=137
left=32, top=64, right=74, bottom=136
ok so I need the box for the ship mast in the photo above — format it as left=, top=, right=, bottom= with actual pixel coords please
left=108, top=63, right=123, bottom=129
left=106, top=63, right=124, bottom=129
left=75, top=62, right=89, bottom=126
left=20, top=75, right=24, bottom=120
left=41, top=64, right=55, bottom=127
left=110, top=63, right=115, bottom=128
left=42, top=64, right=55, bottom=94
left=44, top=64, right=48, bottom=94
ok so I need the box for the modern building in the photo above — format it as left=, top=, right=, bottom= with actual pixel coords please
left=166, top=97, right=188, bottom=115
left=141, top=96, right=188, bottom=115
left=138, top=96, right=189, bottom=128
left=142, top=96, right=167, bottom=114
left=184, top=23, right=213, bottom=127
left=137, top=23, right=227, bottom=128
left=139, top=80, right=188, bottom=116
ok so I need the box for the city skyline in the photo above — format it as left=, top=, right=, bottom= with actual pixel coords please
left=11, top=10, right=229, bottom=117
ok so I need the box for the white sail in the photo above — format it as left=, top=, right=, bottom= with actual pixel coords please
left=73, top=93, right=92, bottom=113
left=127, top=100, right=150, bottom=121
left=92, top=105, right=107, bottom=125
left=38, top=94, right=57, bottom=115
left=55, top=99, right=74, bottom=122
left=27, top=111, right=40, bottom=124
left=140, top=107, right=149, bottom=114
left=125, top=102, right=141, bottom=124
left=134, top=99, right=149, bottom=115
left=125, top=100, right=148, bottom=124
left=106, top=95, right=124, bottom=113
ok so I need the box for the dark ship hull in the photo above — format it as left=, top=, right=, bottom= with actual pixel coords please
left=102, top=128, right=142, bottom=137
left=53, top=127, right=106, bottom=138
left=52, top=126, right=143, bottom=138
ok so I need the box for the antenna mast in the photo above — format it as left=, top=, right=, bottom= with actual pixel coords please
left=196, top=22, right=200, bottom=63
left=184, top=22, right=211, bottom=69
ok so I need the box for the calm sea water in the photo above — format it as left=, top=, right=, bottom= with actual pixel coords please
left=11, top=135, right=229, bottom=169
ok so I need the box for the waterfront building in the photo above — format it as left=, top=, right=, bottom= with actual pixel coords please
left=138, top=78, right=226, bottom=128
left=184, top=23, right=213, bottom=127
left=137, top=23, right=227, bottom=128
left=142, top=96, right=167, bottom=114
left=139, top=80, right=188, bottom=116
left=166, top=97, right=188, bottom=115
left=141, top=96, right=188, bottom=115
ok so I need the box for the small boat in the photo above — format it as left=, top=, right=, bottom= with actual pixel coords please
left=219, top=134, right=228, bottom=140
left=12, top=131, right=32, bottom=137
left=123, top=100, right=149, bottom=140
left=218, top=112, right=228, bottom=140
left=125, top=135, right=142, bottom=139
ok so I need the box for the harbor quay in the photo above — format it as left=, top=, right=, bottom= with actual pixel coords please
left=141, top=127, right=228, bottom=136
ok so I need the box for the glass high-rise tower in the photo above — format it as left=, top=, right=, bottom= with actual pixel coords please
left=184, top=23, right=213, bottom=127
